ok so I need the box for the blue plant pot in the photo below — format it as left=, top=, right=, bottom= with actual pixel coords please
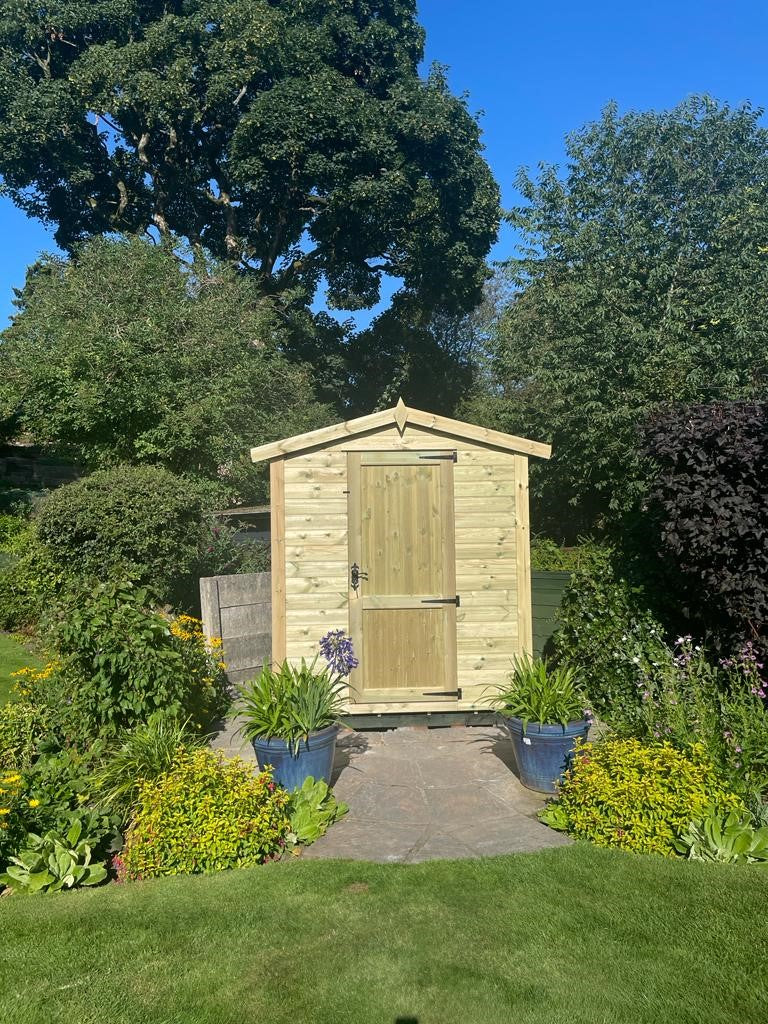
left=502, top=716, right=589, bottom=794
left=251, top=724, right=340, bottom=791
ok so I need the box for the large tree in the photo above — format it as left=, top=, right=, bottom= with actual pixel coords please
left=468, top=98, right=768, bottom=538
left=0, top=0, right=498, bottom=318
left=0, top=235, right=330, bottom=501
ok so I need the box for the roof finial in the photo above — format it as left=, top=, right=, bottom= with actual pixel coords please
left=394, top=396, right=408, bottom=434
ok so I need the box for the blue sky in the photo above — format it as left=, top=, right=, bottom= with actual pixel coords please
left=1, top=0, right=767, bottom=326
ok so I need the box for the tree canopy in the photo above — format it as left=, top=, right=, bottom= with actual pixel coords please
left=0, top=235, right=330, bottom=501
left=0, top=0, right=498, bottom=318
left=467, top=98, right=768, bottom=537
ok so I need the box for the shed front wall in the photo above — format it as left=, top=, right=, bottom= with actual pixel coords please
left=276, top=421, right=531, bottom=711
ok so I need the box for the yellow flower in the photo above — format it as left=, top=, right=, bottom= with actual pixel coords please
left=28, top=799, right=40, bottom=808
left=0, top=808, right=10, bottom=816
left=1, top=774, right=20, bottom=785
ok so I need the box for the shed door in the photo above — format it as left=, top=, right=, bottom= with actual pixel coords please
left=347, top=451, right=458, bottom=703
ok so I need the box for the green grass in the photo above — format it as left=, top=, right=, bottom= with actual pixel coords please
left=0, top=632, right=43, bottom=704
left=1, top=844, right=765, bottom=1024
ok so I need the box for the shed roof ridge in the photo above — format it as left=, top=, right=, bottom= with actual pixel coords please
left=249, top=401, right=551, bottom=462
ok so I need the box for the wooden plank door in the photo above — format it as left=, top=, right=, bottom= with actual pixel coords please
left=347, top=451, right=458, bottom=703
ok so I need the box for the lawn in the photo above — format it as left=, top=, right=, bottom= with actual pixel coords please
left=0, top=631, right=43, bottom=704
left=1, top=844, right=765, bottom=1024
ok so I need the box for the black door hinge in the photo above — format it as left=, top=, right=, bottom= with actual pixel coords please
left=421, top=595, right=460, bottom=607
left=418, top=452, right=457, bottom=462
left=424, top=688, right=463, bottom=699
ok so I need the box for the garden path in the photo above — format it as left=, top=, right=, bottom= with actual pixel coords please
left=212, top=723, right=570, bottom=862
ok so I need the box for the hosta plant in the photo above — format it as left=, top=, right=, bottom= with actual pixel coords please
left=0, top=815, right=108, bottom=894
left=287, top=777, right=348, bottom=847
left=675, top=806, right=768, bottom=864
left=490, top=656, right=590, bottom=730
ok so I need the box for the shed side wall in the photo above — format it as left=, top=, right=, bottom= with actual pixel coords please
left=281, top=421, right=529, bottom=708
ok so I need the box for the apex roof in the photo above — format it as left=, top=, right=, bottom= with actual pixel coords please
left=250, top=398, right=551, bottom=463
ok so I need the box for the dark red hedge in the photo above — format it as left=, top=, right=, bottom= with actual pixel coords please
left=643, top=401, right=768, bottom=650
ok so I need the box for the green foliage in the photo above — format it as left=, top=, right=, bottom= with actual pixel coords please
left=490, top=656, right=588, bottom=729
left=467, top=97, right=768, bottom=536
left=237, top=659, right=346, bottom=755
left=40, top=582, right=229, bottom=745
left=33, top=464, right=225, bottom=608
left=552, top=545, right=667, bottom=733
left=0, top=239, right=331, bottom=498
left=92, top=714, right=206, bottom=825
left=0, top=4, right=497, bottom=322
left=0, top=513, right=25, bottom=550
left=530, top=537, right=602, bottom=572
left=0, top=698, right=49, bottom=772
left=674, top=806, right=768, bottom=864
left=0, top=814, right=108, bottom=893
left=120, top=749, right=290, bottom=879
left=0, top=524, right=64, bottom=630
left=287, top=776, right=348, bottom=846
left=637, top=638, right=768, bottom=798
left=541, top=738, right=744, bottom=856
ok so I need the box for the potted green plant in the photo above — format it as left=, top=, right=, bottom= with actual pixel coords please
left=236, top=630, right=356, bottom=789
left=490, top=655, right=591, bottom=794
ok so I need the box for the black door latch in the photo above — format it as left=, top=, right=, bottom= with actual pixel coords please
left=350, top=563, right=368, bottom=592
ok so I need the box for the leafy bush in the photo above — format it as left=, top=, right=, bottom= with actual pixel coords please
left=674, top=805, right=768, bottom=864
left=92, top=714, right=206, bottom=825
left=0, top=525, right=64, bottom=630
left=0, top=697, right=50, bottom=772
left=287, top=777, right=348, bottom=846
left=120, top=750, right=290, bottom=879
left=530, top=537, right=603, bottom=572
left=539, top=739, right=744, bottom=856
left=644, top=400, right=768, bottom=651
left=0, top=813, right=108, bottom=893
left=637, top=637, right=768, bottom=797
left=552, top=545, right=668, bottom=733
left=39, top=581, right=229, bottom=745
left=33, top=465, right=224, bottom=608
left=490, top=656, right=590, bottom=729
left=0, top=769, right=27, bottom=870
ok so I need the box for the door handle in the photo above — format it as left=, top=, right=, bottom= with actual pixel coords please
left=350, top=563, right=368, bottom=592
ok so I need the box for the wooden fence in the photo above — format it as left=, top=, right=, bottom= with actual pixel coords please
left=199, top=571, right=271, bottom=684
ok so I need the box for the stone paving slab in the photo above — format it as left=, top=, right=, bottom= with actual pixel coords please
left=213, top=721, right=569, bottom=863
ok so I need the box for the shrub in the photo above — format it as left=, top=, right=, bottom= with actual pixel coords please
left=0, top=525, right=64, bottom=630
left=644, top=400, right=768, bottom=652
left=540, top=738, right=744, bottom=856
left=120, top=749, right=290, bottom=879
left=637, top=637, right=768, bottom=797
left=33, top=465, right=224, bottom=608
left=552, top=545, right=668, bottom=733
left=92, top=714, right=206, bottom=825
left=0, top=696, right=50, bottom=772
left=0, top=769, right=27, bottom=870
left=39, top=581, right=229, bottom=745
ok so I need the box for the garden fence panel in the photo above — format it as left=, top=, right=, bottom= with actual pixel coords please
left=199, top=572, right=271, bottom=683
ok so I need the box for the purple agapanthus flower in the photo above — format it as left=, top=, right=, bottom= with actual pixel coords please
left=319, top=629, right=359, bottom=677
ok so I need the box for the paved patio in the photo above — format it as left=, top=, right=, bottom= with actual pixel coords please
left=213, top=721, right=570, bottom=863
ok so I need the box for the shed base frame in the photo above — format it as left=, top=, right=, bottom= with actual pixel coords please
left=342, top=710, right=497, bottom=731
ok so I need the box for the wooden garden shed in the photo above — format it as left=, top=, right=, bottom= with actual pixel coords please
left=250, top=400, right=551, bottom=718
